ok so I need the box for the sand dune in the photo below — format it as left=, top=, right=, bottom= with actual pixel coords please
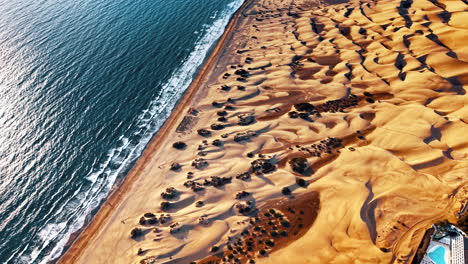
left=59, top=0, right=468, bottom=263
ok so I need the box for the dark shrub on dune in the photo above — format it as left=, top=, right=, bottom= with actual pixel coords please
left=211, top=123, right=225, bottom=130
left=210, top=246, right=219, bottom=252
left=298, top=112, right=313, bottom=122
left=205, top=176, right=232, bottom=187
left=217, top=110, right=228, bottom=116
left=251, top=158, right=276, bottom=174
left=265, top=239, right=275, bottom=247
left=170, top=163, right=182, bottom=171
left=269, top=230, right=279, bottom=237
left=144, top=212, right=155, bottom=218
left=212, top=101, right=223, bottom=107
left=197, top=129, right=212, bottom=137
left=296, top=178, right=308, bottom=187
left=236, top=191, right=251, bottom=199
left=221, top=85, right=231, bottom=91
left=147, top=218, right=158, bottom=225
left=212, top=139, right=223, bottom=147
left=172, top=141, right=187, bottom=150
left=184, top=180, right=205, bottom=192
left=130, top=228, right=143, bottom=239
left=224, top=104, right=236, bottom=110
left=192, top=158, right=209, bottom=170
left=238, top=114, right=256, bottom=126
left=234, top=69, right=250, bottom=77
left=281, top=187, right=292, bottom=195
left=234, top=131, right=257, bottom=142
left=236, top=172, right=251, bottom=181
left=288, top=111, right=299, bottom=118
left=281, top=220, right=291, bottom=227
left=161, top=187, right=178, bottom=200
left=160, top=201, right=171, bottom=211
left=235, top=201, right=254, bottom=215
left=289, top=157, right=312, bottom=175
left=294, top=102, right=315, bottom=113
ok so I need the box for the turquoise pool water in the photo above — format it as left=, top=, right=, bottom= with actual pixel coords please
left=428, top=246, right=447, bottom=264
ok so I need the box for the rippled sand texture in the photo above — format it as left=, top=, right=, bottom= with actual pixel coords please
left=59, top=0, right=468, bottom=263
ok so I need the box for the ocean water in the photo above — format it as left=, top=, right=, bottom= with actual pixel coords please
left=0, top=0, right=244, bottom=263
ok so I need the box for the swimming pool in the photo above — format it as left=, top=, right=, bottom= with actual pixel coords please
left=427, top=245, right=448, bottom=264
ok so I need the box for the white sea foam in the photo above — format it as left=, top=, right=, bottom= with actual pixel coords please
left=15, top=0, right=245, bottom=263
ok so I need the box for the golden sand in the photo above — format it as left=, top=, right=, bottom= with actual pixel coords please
left=59, top=0, right=468, bottom=263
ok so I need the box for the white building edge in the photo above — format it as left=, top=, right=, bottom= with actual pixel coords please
left=421, top=224, right=467, bottom=264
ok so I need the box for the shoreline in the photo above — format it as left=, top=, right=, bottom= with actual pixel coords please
left=57, top=0, right=253, bottom=262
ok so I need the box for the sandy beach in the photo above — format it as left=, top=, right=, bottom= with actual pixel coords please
left=59, top=0, right=468, bottom=263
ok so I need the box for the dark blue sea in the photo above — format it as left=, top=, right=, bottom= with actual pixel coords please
left=0, top=0, right=244, bottom=262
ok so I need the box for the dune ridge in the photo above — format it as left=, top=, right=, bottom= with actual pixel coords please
left=59, top=0, right=468, bottom=263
